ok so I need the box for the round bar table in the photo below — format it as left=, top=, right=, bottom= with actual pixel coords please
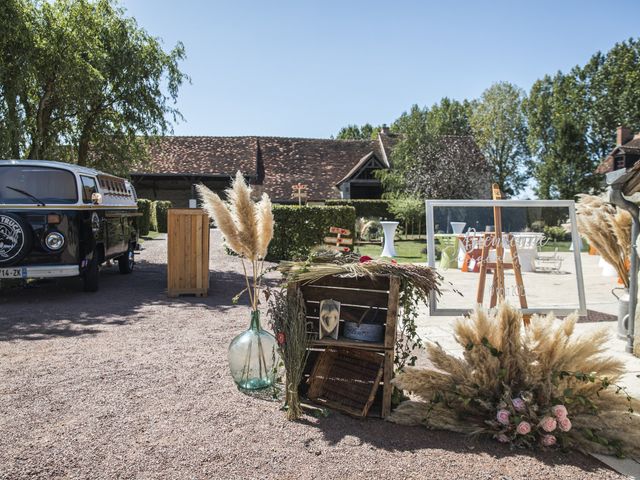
left=380, top=221, right=399, bottom=257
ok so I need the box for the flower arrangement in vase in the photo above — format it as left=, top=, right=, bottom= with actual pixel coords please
left=197, top=172, right=277, bottom=390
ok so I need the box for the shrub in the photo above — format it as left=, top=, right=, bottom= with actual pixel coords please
left=267, top=205, right=356, bottom=261
left=136, top=199, right=155, bottom=236
left=325, top=199, right=392, bottom=219
left=543, top=225, right=570, bottom=242
left=154, top=200, right=172, bottom=233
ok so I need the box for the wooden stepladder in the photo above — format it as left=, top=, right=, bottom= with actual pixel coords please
left=476, top=184, right=529, bottom=323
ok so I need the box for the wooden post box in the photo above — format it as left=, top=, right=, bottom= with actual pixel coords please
left=167, top=209, right=210, bottom=297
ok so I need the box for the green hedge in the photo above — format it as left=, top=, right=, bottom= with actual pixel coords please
left=325, top=199, right=392, bottom=219
left=154, top=200, right=172, bottom=233
left=267, top=205, right=356, bottom=261
left=136, top=199, right=155, bottom=236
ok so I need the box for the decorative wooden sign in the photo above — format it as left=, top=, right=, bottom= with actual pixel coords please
left=318, top=299, right=340, bottom=340
left=291, top=183, right=309, bottom=206
left=323, top=237, right=353, bottom=245
left=324, top=226, right=353, bottom=252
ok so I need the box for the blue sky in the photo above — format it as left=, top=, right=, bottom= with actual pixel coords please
left=121, top=0, right=640, bottom=139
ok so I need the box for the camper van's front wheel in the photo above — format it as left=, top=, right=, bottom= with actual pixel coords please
left=118, top=244, right=135, bottom=274
left=82, top=253, right=100, bottom=292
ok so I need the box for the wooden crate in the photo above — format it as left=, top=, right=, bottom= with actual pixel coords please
left=298, top=274, right=400, bottom=418
left=307, top=348, right=384, bottom=417
left=167, top=209, right=210, bottom=297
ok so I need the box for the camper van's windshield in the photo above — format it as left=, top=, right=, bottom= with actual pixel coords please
left=0, top=166, right=78, bottom=204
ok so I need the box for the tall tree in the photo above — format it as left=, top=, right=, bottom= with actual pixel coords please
left=525, top=39, right=640, bottom=197
left=379, top=100, right=489, bottom=199
left=470, top=82, right=530, bottom=197
left=535, top=118, right=599, bottom=199
left=583, top=38, right=640, bottom=159
left=336, top=123, right=380, bottom=140
left=0, top=0, right=187, bottom=174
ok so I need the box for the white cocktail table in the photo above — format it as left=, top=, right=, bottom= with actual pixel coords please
left=380, top=221, right=399, bottom=257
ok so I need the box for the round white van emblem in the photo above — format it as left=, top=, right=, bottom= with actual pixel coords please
left=0, top=214, right=25, bottom=261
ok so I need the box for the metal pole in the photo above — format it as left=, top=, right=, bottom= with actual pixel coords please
left=627, top=219, right=639, bottom=353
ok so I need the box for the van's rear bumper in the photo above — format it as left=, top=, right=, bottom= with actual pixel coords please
left=0, top=265, right=79, bottom=279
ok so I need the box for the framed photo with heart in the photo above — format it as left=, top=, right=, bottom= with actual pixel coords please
left=319, top=299, right=340, bottom=340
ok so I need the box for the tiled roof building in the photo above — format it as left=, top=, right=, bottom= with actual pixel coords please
left=596, top=126, right=640, bottom=174
left=130, top=130, right=482, bottom=206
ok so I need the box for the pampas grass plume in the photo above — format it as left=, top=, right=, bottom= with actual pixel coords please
left=195, top=184, right=246, bottom=256
left=227, top=171, right=260, bottom=261
left=257, top=193, right=274, bottom=259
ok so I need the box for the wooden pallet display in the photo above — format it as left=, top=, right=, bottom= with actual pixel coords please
left=167, top=209, right=210, bottom=297
left=297, top=274, right=400, bottom=418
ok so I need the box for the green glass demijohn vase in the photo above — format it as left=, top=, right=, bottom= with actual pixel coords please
left=228, top=310, right=278, bottom=390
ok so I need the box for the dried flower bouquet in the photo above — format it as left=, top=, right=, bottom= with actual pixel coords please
left=197, top=172, right=277, bottom=390
left=390, top=303, right=640, bottom=456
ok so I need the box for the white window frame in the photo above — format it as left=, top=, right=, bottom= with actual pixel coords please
left=425, top=199, right=587, bottom=317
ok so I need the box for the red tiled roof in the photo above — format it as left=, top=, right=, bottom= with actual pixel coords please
left=596, top=136, right=640, bottom=174
left=135, top=136, right=258, bottom=176
left=132, top=133, right=481, bottom=201
left=258, top=137, right=378, bottom=200
left=133, top=135, right=390, bottom=200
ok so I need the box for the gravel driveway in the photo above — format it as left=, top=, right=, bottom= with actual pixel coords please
left=0, top=231, right=623, bottom=479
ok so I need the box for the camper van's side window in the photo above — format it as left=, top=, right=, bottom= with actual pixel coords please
left=80, top=176, right=98, bottom=204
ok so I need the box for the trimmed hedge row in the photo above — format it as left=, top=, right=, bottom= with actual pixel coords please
left=136, top=199, right=154, bottom=236
left=154, top=201, right=172, bottom=233
left=267, top=205, right=356, bottom=261
left=325, top=199, right=392, bottom=219
left=137, top=199, right=173, bottom=235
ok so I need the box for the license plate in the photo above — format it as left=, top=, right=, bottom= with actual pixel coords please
left=0, top=267, right=26, bottom=279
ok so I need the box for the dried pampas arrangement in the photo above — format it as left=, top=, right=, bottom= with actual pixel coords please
left=267, top=287, right=310, bottom=420
left=196, top=171, right=274, bottom=310
left=390, top=303, right=640, bottom=456
left=576, top=194, right=631, bottom=288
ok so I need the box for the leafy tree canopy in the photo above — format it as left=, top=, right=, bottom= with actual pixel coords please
left=0, top=0, right=188, bottom=175
left=470, top=82, right=530, bottom=197
left=525, top=38, right=640, bottom=198
left=336, top=123, right=381, bottom=140
left=378, top=99, right=490, bottom=200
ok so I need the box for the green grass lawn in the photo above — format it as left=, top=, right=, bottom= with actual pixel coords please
left=139, top=230, right=162, bottom=242
left=355, top=240, right=427, bottom=264
left=539, top=240, right=589, bottom=252
left=355, top=238, right=588, bottom=264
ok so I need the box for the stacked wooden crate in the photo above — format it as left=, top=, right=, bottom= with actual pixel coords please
left=297, top=274, right=399, bottom=418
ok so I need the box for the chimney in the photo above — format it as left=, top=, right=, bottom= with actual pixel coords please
left=380, top=124, right=390, bottom=135
left=617, top=125, right=633, bottom=146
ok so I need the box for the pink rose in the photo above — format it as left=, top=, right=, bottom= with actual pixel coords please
left=496, top=433, right=509, bottom=443
left=511, top=398, right=526, bottom=412
left=539, top=416, right=557, bottom=432
left=496, top=409, right=510, bottom=425
left=541, top=434, right=557, bottom=447
left=516, top=421, right=531, bottom=435
left=558, top=417, right=572, bottom=432
left=551, top=404, right=568, bottom=419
